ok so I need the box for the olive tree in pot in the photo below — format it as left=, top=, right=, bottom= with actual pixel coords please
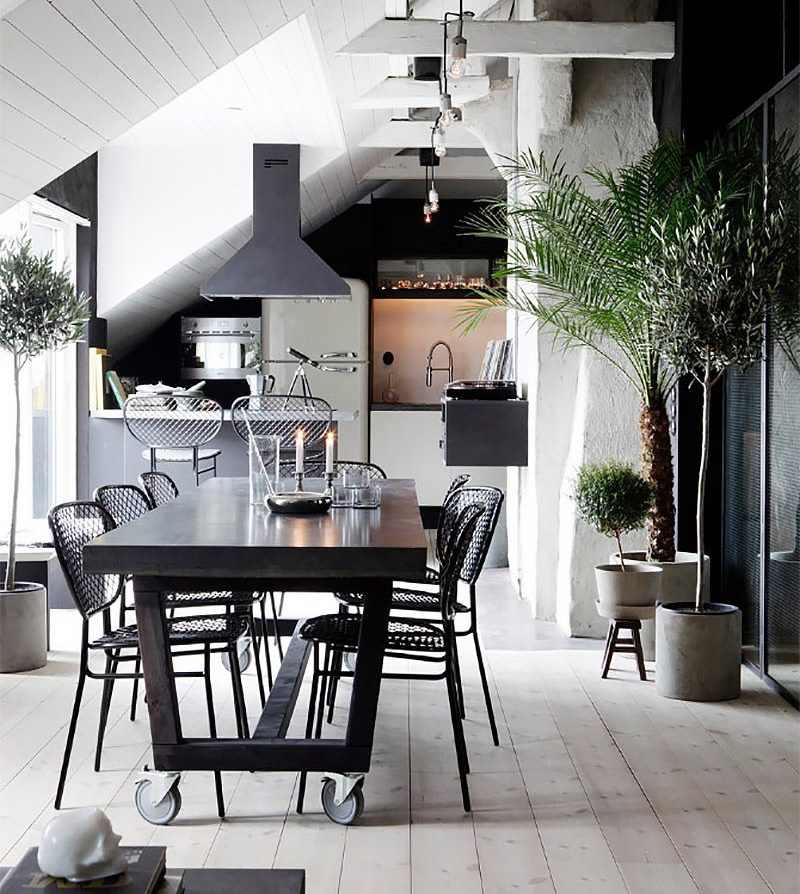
left=0, top=235, right=88, bottom=672
left=573, top=461, right=662, bottom=616
left=650, top=129, right=798, bottom=701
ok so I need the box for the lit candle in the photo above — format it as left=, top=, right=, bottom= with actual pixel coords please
left=274, top=436, right=280, bottom=487
left=295, top=430, right=304, bottom=474
left=325, top=431, right=334, bottom=475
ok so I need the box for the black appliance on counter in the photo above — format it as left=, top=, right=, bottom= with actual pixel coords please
left=443, top=380, right=518, bottom=401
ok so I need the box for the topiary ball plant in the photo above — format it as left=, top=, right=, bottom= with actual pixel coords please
left=573, top=460, right=654, bottom=571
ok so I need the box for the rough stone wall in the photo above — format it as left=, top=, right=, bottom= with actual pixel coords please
left=501, top=2, right=659, bottom=634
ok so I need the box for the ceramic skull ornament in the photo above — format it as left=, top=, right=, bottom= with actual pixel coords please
left=38, top=808, right=128, bottom=882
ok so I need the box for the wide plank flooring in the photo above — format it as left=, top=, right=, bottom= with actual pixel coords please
left=1, top=578, right=798, bottom=894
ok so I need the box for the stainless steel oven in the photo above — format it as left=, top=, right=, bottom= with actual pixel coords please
left=180, top=317, right=260, bottom=380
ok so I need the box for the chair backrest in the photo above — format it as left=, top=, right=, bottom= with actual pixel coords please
left=278, top=459, right=387, bottom=480
left=438, top=503, right=485, bottom=621
left=438, top=486, right=504, bottom=585
left=230, top=394, right=332, bottom=457
left=48, top=502, right=124, bottom=620
left=94, top=484, right=151, bottom=528
left=444, top=473, right=470, bottom=507
left=124, top=395, right=223, bottom=449
left=139, top=471, right=180, bottom=508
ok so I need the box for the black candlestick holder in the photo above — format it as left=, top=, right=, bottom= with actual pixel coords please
left=294, top=471, right=304, bottom=492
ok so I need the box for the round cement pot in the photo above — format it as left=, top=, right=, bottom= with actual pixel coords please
left=594, top=564, right=662, bottom=615
left=611, top=551, right=710, bottom=662
left=0, top=582, right=47, bottom=672
left=656, top=602, right=741, bottom=702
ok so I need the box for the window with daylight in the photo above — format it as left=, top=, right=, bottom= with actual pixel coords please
left=0, top=197, right=82, bottom=534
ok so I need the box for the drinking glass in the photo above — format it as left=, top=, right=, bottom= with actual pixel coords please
left=248, top=435, right=279, bottom=505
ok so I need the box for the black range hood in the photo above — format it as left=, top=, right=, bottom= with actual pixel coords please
left=200, top=144, right=351, bottom=300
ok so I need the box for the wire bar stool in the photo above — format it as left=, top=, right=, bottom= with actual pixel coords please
left=124, top=395, right=223, bottom=485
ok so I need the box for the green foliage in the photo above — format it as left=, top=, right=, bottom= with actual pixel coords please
left=573, top=460, right=654, bottom=541
left=0, top=234, right=89, bottom=367
left=459, top=140, right=687, bottom=404
left=649, top=128, right=800, bottom=384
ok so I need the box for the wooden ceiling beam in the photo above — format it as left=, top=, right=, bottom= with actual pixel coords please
left=338, top=19, right=675, bottom=60
left=354, top=75, right=490, bottom=108
left=359, top=119, right=484, bottom=148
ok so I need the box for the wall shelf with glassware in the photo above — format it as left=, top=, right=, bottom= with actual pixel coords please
left=375, top=257, right=493, bottom=297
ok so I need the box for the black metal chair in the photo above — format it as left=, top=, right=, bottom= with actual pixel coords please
left=332, top=484, right=503, bottom=745
left=296, top=500, right=485, bottom=814
left=124, top=395, right=223, bottom=485
left=94, top=484, right=272, bottom=704
left=48, top=501, right=250, bottom=818
left=138, top=471, right=179, bottom=508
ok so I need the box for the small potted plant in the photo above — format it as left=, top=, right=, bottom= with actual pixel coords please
left=649, top=127, right=798, bottom=701
left=0, top=234, right=88, bottom=672
left=573, top=460, right=662, bottom=614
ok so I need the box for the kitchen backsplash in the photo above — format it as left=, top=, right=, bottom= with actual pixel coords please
left=371, top=298, right=506, bottom=405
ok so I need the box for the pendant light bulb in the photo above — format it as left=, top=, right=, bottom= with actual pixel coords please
left=428, top=187, right=439, bottom=208
left=449, top=35, right=468, bottom=78
left=423, top=201, right=432, bottom=223
left=433, top=125, right=447, bottom=157
left=439, top=94, right=461, bottom=126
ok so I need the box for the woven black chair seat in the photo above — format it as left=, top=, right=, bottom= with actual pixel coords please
left=90, top=613, right=248, bottom=650
left=164, top=589, right=259, bottom=607
left=300, top=613, right=446, bottom=653
left=334, top=586, right=468, bottom=614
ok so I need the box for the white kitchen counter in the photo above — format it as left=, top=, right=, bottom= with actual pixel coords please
left=91, top=408, right=359, bottom=422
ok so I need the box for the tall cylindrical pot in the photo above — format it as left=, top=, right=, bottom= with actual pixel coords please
left=656, top=602, right=741, bottom=701
left=0, top=583, right=48, bottom=672
left=611, top=551, right=710, bottom=661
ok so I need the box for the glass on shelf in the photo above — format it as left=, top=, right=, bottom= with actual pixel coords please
left=376, top=258, right=491, bottom=292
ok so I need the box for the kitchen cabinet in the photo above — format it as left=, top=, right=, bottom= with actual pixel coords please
left=370, top=409, right=450, bottom=505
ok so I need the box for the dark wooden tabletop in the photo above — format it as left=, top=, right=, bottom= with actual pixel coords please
left=83, top=477, right=427, bottom=581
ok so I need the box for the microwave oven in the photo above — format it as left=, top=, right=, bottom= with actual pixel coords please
left=180, top=317, right=260, bottom=380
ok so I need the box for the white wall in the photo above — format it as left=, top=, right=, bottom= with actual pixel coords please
left=467, top=0, right=659, bottom=636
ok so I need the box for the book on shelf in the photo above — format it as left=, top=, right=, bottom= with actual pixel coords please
left=0, top=846, right=166, bottom=893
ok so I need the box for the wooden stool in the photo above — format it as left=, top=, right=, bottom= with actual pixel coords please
left=601, top=619, right=647, bottom=680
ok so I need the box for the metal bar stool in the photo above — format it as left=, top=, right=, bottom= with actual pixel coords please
left=230, top=394, right=333, bottom=659
left=123, top=395, right=223, bottom=485
left=48, top=501, right=250, bottom=818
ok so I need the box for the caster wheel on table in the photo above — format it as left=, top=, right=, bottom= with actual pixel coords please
left=135, top=780, right=182, bottom=825
left=221, top=642, right=252, bottom=673
left=321, top=778, right=364, bottom=825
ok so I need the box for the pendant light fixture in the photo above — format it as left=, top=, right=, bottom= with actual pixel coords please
left=423, top=166, right=433, bottom=223
left=448, top=1, right=474, bottom=79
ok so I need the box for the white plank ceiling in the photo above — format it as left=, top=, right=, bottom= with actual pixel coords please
left=0, top=0, right=405, bottom=355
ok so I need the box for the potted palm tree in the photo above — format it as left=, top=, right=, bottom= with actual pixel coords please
left=0, top=234, right=88, bottom=672
left=462, top=144, right=709, bottom=656
left=573, top=460, right=662, bottom=614
left=650, top=128, right=798, bottom=701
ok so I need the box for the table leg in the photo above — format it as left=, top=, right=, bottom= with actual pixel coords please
left=132, top=578, right=182, bottom=749
left=344, top=579, right=391, bottom=752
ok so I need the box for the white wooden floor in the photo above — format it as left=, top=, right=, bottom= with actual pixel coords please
left=1, top=596, right=798, bottom=894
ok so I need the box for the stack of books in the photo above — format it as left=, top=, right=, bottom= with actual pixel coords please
left=0, top=846, right=184, bottom=893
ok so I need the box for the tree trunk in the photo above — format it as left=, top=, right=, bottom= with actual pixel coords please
left=695, top=367, right=712, bottom=611
left=639, top=394, right=676, bottom=563
left=5, top=357, right=21, bottom=592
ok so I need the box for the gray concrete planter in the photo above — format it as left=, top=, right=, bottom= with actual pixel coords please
left=594, top=564, right=662, bottom=614
left=611, top=551, right=710, bottom=661
left=0, top=582, right=48, bottom=672
left=656, top=602, right=741, bottom=701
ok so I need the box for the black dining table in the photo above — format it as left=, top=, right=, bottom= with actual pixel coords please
left=82, top=477, right=427, bottom=821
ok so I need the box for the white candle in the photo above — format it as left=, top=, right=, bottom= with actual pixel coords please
left=274, top=436, right=280, bottom=488
left=325, top=431, right=334, bottom=475
left=295, top=430, right=304, bottom=473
